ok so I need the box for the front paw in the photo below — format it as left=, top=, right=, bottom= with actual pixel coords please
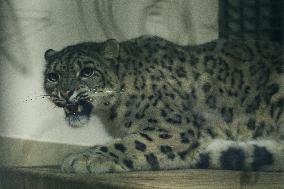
left=61, top=152, right=127, bottom=174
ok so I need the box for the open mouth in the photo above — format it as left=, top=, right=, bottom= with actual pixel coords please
left=64, top=101, right=93, bottom=127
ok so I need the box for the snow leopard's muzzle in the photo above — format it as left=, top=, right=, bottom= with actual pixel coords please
left=56, top=90, right=93, bottom=128
left=64, top=100, right=93, bottom=128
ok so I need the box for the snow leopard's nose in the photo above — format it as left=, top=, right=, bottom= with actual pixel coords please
left=60, top=90, right=78, bottom=103
left=61, top=90, right=74, bottom=98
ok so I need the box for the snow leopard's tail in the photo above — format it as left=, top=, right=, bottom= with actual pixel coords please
left=195, top=139, right=284, bottom=171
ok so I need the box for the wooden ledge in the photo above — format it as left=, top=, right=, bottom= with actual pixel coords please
left=0, top=166, right=283, bottom=189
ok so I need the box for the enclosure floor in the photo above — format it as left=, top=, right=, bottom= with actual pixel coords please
left=0, top=166, right=283, bottom=189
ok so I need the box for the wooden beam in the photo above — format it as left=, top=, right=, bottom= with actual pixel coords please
left=0, top=166, right=283, bottom=189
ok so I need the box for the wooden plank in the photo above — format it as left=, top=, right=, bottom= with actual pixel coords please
left=0, top=166, right=283, bottom=189
left=0, top=136, right=88, bottom=167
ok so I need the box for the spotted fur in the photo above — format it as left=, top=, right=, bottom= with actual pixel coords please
left=44, top=36, right=284, bottom=174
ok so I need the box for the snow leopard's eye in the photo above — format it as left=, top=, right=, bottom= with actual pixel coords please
left=46, top=72, right=60, bottom=83
left=80, top=67, right=94, bottom=78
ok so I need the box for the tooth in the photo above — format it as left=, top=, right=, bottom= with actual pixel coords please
left=78, top=105, right=82, bottom=112
left=64, top=107, right=70, bottom=114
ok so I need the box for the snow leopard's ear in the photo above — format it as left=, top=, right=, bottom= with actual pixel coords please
left=44, top=49, right=57, bottom=62
left=102, top=39, right=119, bottom=59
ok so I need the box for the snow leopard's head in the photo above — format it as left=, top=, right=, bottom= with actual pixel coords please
left=44, top=39, right=120, bottom=127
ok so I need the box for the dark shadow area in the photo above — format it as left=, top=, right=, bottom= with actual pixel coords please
left=219, top=0, right=284, bottom=45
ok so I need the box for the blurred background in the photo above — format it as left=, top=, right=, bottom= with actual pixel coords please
left=0, top=0, right=282, bottom=166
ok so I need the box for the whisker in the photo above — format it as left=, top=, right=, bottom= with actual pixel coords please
left=77, top=91, right=88, bottom=96
left=34, top=94, right=54, bottom=98
left=23, top=94, right=52, bottom=103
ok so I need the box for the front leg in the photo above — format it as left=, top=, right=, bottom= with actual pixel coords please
left=62, top=128, right=199, bottom=174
